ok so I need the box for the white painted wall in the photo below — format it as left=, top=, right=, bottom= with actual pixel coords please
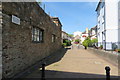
left=106, top=29, right=118, bottom=42
left=118, top=1, right=120, bottom=49
left=106, top=29, right=118, bottom=50
left=81, top=34, right=89, bottom=43
left=118, top=28, right=120, bottom=48
left=73, top=31, right=82, bottom=37
left=105, top=0, right=119, bottom=30
left=105, top=0, right=119, bottom=50
left=97, top=0, right=120, bottom=50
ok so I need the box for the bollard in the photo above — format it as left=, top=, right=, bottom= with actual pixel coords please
left=41, top=63, right=46, bottom=80
left=105, top=66, right=111, bottom=80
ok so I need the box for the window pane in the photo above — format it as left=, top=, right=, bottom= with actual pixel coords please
left=32, top=28, right=35, bottom=41
left=52, top=35, right=54, bottom=42
left=37, top=35, right=39, bottom=41
left=32, top=27, right=44, bottom=42
left=35, top=35, right=37, bottom=41
left=32, top=34, right=34, bottom=41
left=35, top=28, right=37, bottom=35
left=40, top=31, right=43, bottom=41
left=52, top=34, right=55, bottom=42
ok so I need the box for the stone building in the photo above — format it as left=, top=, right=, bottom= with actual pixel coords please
left=0, top=2, right=62, bottom=78
left=51, top=17, right=62, bottom=27
left=62, top=31, right=68, bottom=41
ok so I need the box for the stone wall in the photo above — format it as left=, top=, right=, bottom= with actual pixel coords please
left=88, top=48, right=118, bottom=66
left=2, top=2, right=62, bottom=78
left=0, top=2, right=2, bottom=80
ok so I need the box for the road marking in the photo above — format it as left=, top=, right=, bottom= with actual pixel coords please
left=94, top=61, right=101, bottom=64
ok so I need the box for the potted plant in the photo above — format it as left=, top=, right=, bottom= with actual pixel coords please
left=115, top=49, right=118, bottom=52
left=114, top=49, right=120, bottom=53
left=118, top=49, right=120, bottom=53
left=100, top=45, right=103, bottom=49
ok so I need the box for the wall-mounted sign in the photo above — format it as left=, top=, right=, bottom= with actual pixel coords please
left=12, top=15, right=20, bottom=25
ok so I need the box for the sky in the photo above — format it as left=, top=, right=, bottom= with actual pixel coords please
left=40, top=2, right=99, bottom=34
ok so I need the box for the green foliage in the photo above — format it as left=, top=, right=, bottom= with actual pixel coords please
left=91, top=38, right=98, bottom=43
left=118, top=49, right=120, bottom=53
left=100, top=45, right=103, bottom=49
left=62, top=43, right=67, bottom=47
left=68, top=34, right=73, bottom=37
left=82, top=40, right=88, bottom=47
left=87, top=37, right=92, bottom=47
left=82, top=37, right=92, bottom=47
left=75, top=39, right=80, bottom=43
left=63, top=39, right=71, bottom=46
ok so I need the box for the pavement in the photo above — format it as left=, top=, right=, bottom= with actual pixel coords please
left=24, top=44, right=118, bottom=78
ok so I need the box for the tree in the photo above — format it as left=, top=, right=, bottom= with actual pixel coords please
left=91, top=38, right=98, bottom=47
left=82, top=37, right=92, bottom=49
left=91, top=38, right=98, bottom=43
left=68, top=34, right=73, bottom=37
left=75, top=39, right=80, bottom=43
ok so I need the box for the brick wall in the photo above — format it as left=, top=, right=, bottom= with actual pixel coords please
left=2, top=2, right=62, bottom=78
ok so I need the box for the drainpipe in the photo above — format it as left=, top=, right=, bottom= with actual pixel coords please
left=104, top=1, right=106, bottom=50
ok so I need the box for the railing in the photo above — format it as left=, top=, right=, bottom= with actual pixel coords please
left=97, top=42, right=120, bottom=50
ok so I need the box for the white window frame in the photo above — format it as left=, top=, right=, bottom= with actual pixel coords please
left=32, top=27, right=44, bottom=43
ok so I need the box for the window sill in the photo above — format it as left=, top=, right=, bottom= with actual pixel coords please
left=32, top=41, right=44, bottom=43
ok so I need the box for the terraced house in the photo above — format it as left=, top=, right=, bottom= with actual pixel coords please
left=96, top=0, right=120, bottom=50
left=0, top=2, right=62, bottom=79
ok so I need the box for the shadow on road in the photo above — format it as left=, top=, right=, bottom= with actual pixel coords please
left=42, top=47, right=68, bottom=66
left=14, top=47, right=68, bottom=78
left=65, top=47, right=71, bottom=50
left=45, top=70, right=118, bottom=78
left=24, top=70, right=119, bottom=80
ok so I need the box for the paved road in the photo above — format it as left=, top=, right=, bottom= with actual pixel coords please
left=25, top=44, right=118, bottom=78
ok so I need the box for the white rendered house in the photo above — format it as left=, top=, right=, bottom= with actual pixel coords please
left=89, top=26, right=97, bottom=40
left=81, top=28, right=89, bottom=43
left=96, top=0, right=120, bottom=50
left=73, top=31, right=82, bottom=37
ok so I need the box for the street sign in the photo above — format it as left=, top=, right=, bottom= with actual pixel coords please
left=12, top=15, right=20, bottom=25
